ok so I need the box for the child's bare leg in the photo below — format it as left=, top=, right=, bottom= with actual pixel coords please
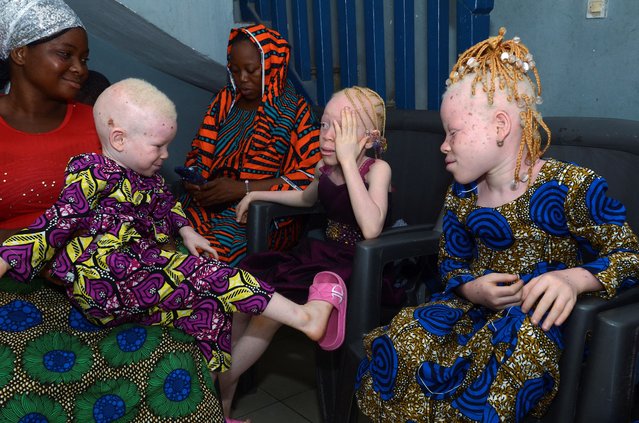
left=231, top=312, right=251, bottom=346
left=219, top=312, right=251, bottom=416
left=209, top=371, right=254, bottom=422
left=0, top=258, right=9, bottom=277
left=219, top=315, right=281, bottom=417
left=261, top=293, right=332, bottom=342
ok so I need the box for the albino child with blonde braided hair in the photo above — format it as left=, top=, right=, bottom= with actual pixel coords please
left=355, top=28, right=639, bottom=422
left=217, top=86, right=392, bottom=421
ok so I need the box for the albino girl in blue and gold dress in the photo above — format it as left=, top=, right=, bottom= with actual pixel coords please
left=355, top=28, right=639, bottom=422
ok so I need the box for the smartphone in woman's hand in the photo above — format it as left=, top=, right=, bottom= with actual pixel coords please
left=174, top=166, right=207, bottom=185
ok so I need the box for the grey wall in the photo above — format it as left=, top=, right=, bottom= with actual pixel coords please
left=86, top=0, right=639, bottom=120
left=116, top=0, right=235, bottom=64
left=86, top=34, right=215, bottom=187
left=78, top=0, right=639, bottom=186
left=489, top=0, right=639, bottom=121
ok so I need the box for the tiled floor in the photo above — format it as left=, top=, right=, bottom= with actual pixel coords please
left=228, top=328, right=639, bottom=422
left=230, top=326, right=322, bottom=422
left=228, top=325, right=373, bottom=423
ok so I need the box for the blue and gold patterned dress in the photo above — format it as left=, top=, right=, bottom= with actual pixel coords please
left=355, top=159, right=639, bottom=422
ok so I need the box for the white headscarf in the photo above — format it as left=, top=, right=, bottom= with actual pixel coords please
left=0, top=0, right=84, bottom=60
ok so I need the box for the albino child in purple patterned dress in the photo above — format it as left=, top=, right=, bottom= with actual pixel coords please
left=0, top=78, right=347, bottom=378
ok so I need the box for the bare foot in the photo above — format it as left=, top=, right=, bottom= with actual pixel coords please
left=300, top=300, right=333, bottom=341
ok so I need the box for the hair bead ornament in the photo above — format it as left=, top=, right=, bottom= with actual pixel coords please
left=445, top=27, right=551, bottom=188
left=365, top=129, right=388, bottom=157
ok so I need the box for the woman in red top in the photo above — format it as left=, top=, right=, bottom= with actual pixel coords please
left=0, top=1, right=224, bottom=420
left=0, top=0, right=100, bottom=237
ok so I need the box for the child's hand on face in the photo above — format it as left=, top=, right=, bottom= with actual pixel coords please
left=334, top=108, right=368, bottom=166
left=458, top=273, right=524, bottom=310
left=179, top=226, right=219, bottom=259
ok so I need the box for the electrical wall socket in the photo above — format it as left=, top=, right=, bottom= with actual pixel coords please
left=586, top=0, right=608, bottom=19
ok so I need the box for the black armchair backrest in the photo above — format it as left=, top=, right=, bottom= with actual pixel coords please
left=383, top=109, right=449, bottom=227
left=544, top=116, right=639, bottom=234
left=314, top=107, right=639, bottom=234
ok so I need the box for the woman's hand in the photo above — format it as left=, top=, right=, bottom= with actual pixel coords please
left=179, top=226, right=218, bottom=259
left=182, top=181, right=202, bottom=196
left=334, top=108, right=368, bottom=166
left=521, top=270, right=584, bottom=331
left=185, top=177, right=244, bottom=207
left=235, top=192, right=253, bottom=223
left=457, top=273, right=524, bottom=310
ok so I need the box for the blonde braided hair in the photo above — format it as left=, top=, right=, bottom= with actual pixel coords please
left=339, top=86, right=387, bottom=157
left=447, top=27, right=550, bottom=186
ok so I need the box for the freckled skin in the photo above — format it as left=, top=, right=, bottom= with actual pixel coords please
left=439, top=81, right=507, bottom=184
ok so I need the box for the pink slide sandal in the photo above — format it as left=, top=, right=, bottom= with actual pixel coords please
left=308, top=271, right=347, bottom=351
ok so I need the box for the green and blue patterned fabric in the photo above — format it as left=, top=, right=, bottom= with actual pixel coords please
left=0, top=277, right=223, bottom=422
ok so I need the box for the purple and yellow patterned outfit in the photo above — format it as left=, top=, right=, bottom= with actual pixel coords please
left=355, top=159, right=639, bottom=422
left=0, top=153, right=274, bottom=372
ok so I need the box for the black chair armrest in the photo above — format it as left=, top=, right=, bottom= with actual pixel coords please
left=575, top=300, right=639, bottom=422
left=246, top=200, right=325, bottom=254
left=377, top=223, right=436, bottom=237
left=561, top=286, right=639, bottom=372
left=332, top=225, right=442, bottom=422
left=346, top=224, right=442, bottom=345
left=535, top=285, right=639, bottom=422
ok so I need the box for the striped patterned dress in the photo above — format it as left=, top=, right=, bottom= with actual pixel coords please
left=183, top=24, right=320, bottom=266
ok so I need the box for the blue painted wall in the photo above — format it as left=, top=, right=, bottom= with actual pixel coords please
left=489, top=0, right=639, bottom=120
left=117, top=0, right=235, bottom=63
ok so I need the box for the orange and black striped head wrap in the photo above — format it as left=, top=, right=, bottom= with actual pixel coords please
left=227, top=24, right=290, bottom=102
left=185, top=24, right=320, bottom=188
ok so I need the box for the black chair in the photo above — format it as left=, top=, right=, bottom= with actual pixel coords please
left=575, top=302, right=639, bottom=422
left=247, top=113, right=639, bottom=422
left=334, top=116, right=639, bottom=423
left=246, top=109, right=448, bottom=422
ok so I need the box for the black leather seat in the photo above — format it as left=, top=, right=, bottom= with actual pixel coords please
left=247, top=111, right=639, bottom=423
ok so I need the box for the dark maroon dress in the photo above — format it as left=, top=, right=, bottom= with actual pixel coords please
left=239, top=159, right=381, bottom=304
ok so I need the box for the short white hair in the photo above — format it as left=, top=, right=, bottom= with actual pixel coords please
left=93, top=78, right=177, bottom=141
left=106, top=78, right=176, bottom=120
